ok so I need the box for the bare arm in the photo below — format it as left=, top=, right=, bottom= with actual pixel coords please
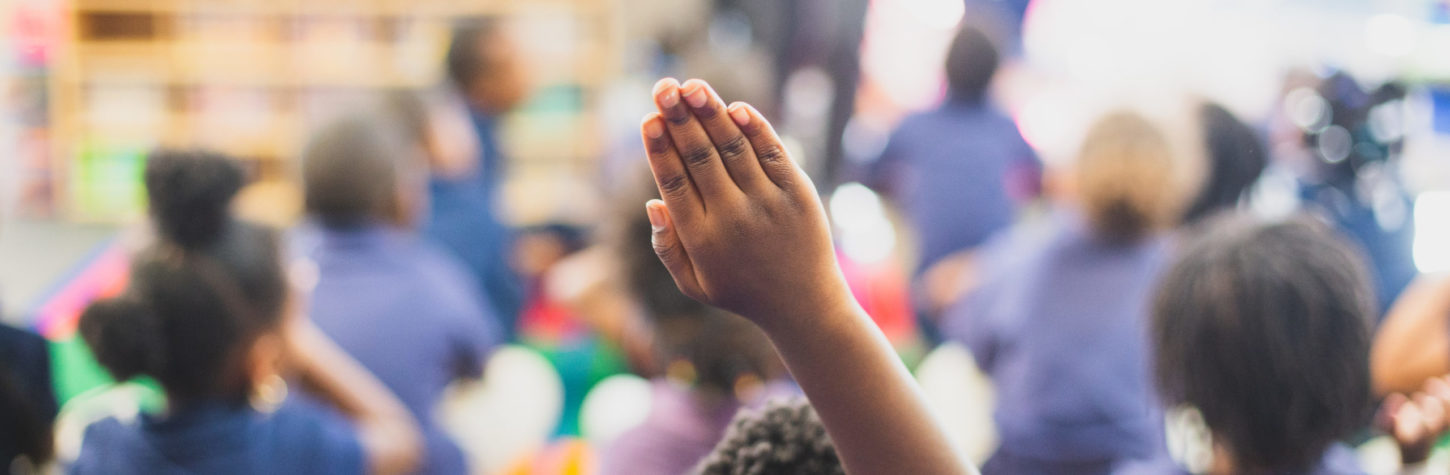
left=1372, top=273, right=1450, bottom=395
left=640, top=78, right=973, bottom=475
left=286, top=318, right=422, bottom=475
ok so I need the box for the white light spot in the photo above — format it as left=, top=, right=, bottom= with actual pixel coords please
left=1366, top=14, right=1417, bottom=58
left=830, top=182, right=896, bottom=263
left=905, top=0, right=966, bottom=30
left=1414, top=191, right=1450, bottom=273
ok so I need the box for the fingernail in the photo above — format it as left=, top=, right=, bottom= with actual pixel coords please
left=682, top=83, right=707, bottom=109
left=644, top=117, right=664, bottom=139
left=646, top=203, right=666, bottom=232
left=729, top=104, right=750, bottom=127
left=659, top=87, right=679, bottom=108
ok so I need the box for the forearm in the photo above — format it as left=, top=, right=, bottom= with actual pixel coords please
left=763, top=296, right=973, bottom=475
left=290, top=322, right=421, bottom=475
left=1373, top=274, right=1450, bottom=395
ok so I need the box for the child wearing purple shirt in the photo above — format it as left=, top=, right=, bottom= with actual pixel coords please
left=865, top=25, right=1040, bottom=274
left=70, top=151, right=420, bottom=474
left=299, top=113, right=501, bottom=474
left=944, top=111, right=1187, bottom=473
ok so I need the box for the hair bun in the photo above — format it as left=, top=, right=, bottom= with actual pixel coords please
left=144, top=150, right=245, bottom=249
left=78, top=296, right=163, bottom=382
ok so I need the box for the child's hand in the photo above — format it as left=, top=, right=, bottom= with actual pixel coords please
left=640, top=78, right=852, bottom=333
left=1379, top=376, right=1450, bottom=466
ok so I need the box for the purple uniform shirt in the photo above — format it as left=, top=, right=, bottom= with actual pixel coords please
left=599, top=380, right=799, bottom=475
left=70, top=397, right=363, bottom=475
left=944, top=211, right=1169, bottom=469
left=304, top=225, right=501, bottom=475
left=869, top=99, right=1041, bottom=272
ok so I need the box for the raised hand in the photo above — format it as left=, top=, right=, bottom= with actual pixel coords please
left=641, top=78, right=851, bottom=333
left=640, top=78, right=974, bottom=475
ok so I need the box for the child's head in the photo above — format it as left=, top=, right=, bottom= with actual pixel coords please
left=1181, top=103, right=1267, bottom=224
left=615, top=180, right=783, bottom=397
left=944, top=25, right=999, bottom=102
left=302, top=113, right=426, bottom=229
left=446, top=19, right=529, bottom=114
left=1072, top=110, right=1184, bottom=242
left=1152, top=214, right=1373, bottom=472
left=694, top=398, right=843, bottom=475
left=80, top=151, right=289, bottom=404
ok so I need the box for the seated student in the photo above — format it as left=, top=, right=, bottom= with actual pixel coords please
left=694, top=398, right=842, bottom=475
left=636, top=77, right=973, bottom=474
left=864, top=25, right=1039, bottom=275
left=1, top=323, right=57, bottom=472
left=597, top=179, right=787, bottom=475
left=941, top=110, right=1186, bottom=473
left=1180, top=102, right=1268, bottom=224
left=1147, top=214, right=1446, bottom=473
left=298, top=115, right=501, bottom=474
left=71, top=151, right=420, bottom=474
left=1294, top=73, right=1416, bottom=316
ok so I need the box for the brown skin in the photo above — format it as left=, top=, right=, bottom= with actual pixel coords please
left=1378, top=376, right=1450, bottom=466
left=1372, top=273, right=1450, bottom=395
left=641, top=78, right=974, bottom=475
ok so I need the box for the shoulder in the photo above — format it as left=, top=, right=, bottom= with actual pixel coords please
left=259, top=397, right=366, bottom=475
left=72, top=417, right=137, bottom=472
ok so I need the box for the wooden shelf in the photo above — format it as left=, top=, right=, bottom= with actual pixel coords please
left=49, top=0, right=622, bottom=223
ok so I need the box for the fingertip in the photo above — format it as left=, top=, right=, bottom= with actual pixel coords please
left=642, top=113, right=665, bottom=139
left=654, top=78, right=681, bottom=108
left=728, top=102, right=750, bottom=127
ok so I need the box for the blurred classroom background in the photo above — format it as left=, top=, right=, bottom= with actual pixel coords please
left=2, top=0, right=1450, bottom=473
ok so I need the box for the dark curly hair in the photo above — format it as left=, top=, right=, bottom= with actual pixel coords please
left=693, top=398, right=843, bottom=475
left=1152, top=214, right=1373, bottom=472
left=79, top=150, right=288, bottom=403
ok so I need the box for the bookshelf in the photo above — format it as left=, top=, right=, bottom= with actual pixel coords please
left=48, top=0, right=621, bottom=225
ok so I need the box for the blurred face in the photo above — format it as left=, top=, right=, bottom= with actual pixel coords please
left=465, top=30, right=530, bottom=114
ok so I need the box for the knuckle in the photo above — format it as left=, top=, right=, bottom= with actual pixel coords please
left=680, top=144, right=718, bottom=168
left=756, top=144, right=788, bottom=167
left=718, top=135, right=751, bottom=162
left=657, top=174, right=692, bottom=198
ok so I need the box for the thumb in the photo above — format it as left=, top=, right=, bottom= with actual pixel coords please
left=647, top=200, right=706, bottom=301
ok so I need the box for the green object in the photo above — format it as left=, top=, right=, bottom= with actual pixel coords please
left=525, top=335, right=629, bottom=438
left=50, top=335, right=165, bottom=413
left=72, top=143, right=148, bottom=219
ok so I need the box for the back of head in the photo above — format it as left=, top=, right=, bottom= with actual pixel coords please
left=1074, top=110, right=1182, bottom=242
left=1152, top=214, right=1373, bottom=471
left=1182, top=103, right=1267, bottom=224
left=614, top=179, right=782, bottom=396
left=445, top=19, right=499, bottom=92
left=80, top=150, right=287, bottom=402
left=944, top=25, right=1000, bottom=102
left=302, top=113, right=417, bottom=228
left=693, top=398, right=843, bottom=475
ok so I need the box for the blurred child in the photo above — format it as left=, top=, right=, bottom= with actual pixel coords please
left=597, top=179, right=787, bottom=475
left=1147, top=215, right=1409, bottom=473
left=636, top=77, right=973, bottom=473
left=694, top=398, right=842, bottom=475
left=0, top=323, right=56, bottom=472
left=429, top=20, right=532, bottom=338
left=71, top=151, right=420, bottom=474
left=864, top=25, right=1039, bottom=274
left=299, top=114, right=501, bottom=474
left=1294, top=72, right=1416, bottom=316
left=1181, top=103, right=1268, bottom=224
left=942, top=111, right=1186, bottom=473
